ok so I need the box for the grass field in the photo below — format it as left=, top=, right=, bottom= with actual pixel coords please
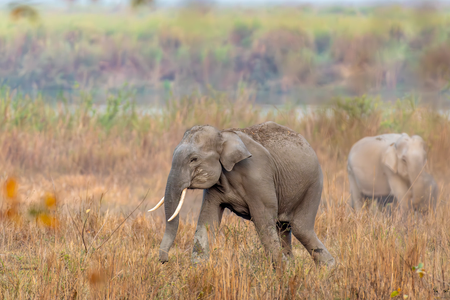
left=0, top=88, right=449, bottom=298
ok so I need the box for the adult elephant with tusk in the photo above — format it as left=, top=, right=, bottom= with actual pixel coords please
left=347, top=133, right=438, bottom=215
left=149, top=121, right=335, bottom=266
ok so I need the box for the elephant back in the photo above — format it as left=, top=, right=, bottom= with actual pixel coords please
left=225, top=121, right=310, bottom=151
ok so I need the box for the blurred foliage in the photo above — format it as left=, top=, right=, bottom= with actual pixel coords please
left=8, top=3, right=40, bottom=23
left=0, top=4, right=449, bottom=103
left=2, top=176, right=60, bottom=229
left=334, top=94, right=381, bottom=120
left=130, top=0, right=154, bottom=9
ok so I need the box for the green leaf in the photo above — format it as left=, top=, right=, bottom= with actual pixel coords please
left=418, top=263, right=424, bottom=269
left=391, top=290, right=400, bottom=297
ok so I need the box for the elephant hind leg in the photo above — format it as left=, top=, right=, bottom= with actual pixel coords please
left=276, top=221, right=292, bottom=258
left=291, top=226, right=335, bottom=266
left=348, top=170, right=363, bottom=211
left=291, top=183, right=335, bottom=266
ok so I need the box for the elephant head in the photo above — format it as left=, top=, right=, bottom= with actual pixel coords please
left=148, top=125, right=252, bottom=263
left=382, top=133, right=435, bottom=208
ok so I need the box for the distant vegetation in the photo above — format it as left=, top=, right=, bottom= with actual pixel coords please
left=1, top=4, right=450, bottom=104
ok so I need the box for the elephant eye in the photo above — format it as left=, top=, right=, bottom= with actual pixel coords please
left=190, top=157, right=198, bottom=163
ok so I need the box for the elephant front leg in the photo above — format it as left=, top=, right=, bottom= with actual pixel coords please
left=386, top=175, right=411, bottom=220
left=251, top=207, right=283, bottom=264
left=277, top=221, right=292, bottom=258
left=348, top=171, right=364, bottom=211
left=399, top=190, right=413, bottom=221
left=192, top=196, right=224, bottom=264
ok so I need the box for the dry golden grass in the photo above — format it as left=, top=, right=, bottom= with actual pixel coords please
left=0, top=92, right=449, bottom=298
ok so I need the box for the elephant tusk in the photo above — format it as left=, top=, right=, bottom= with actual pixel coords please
left=148, top=197, right=164, bottom=212
left=168, top=188, right=187, bottom=222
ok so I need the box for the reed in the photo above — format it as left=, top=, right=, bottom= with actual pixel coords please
left=0, top=89, right=449, bottom=298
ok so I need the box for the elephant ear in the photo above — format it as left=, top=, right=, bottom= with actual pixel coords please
left=220, top=131, right=252, bottom=172
left=382, top=143, right=398, bottom=173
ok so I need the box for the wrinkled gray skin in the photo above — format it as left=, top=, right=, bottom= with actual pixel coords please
left=348, top=133, right=438, bottom=215
left=159, top=121, right=335, bottom=266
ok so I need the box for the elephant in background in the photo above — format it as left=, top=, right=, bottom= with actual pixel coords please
left=347, top=133, right=438, bottom=215
left=149, top=121, right=335, bottom=266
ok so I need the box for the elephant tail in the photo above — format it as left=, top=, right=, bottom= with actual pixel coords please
left=347, top=159, right=353, bottom=175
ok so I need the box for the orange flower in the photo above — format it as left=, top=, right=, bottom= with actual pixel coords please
left=38, top=214, right=60, bottom=229
left=44, top=193, right=57, bottom=209
left=4, top=177, right=18, bottom=200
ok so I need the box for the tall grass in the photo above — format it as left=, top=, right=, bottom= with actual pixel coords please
left=0, top=90, right=449, bottom=298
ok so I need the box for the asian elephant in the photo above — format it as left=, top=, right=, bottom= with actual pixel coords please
left=148, top=121, right=335, bottom=266
left=347, top=133, right=438, bottom=215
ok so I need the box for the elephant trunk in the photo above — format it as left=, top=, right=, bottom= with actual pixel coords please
left=159, top=170, right=190, bottom=263
left=411, top=172, right=438, bottom=210
left=411, top=176, right=426, bottom=205
left=408, top=157, right=432, bottom=207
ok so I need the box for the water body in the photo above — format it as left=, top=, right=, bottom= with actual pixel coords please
left=4, top=85, right=450, bottom=120
left=8, top=84, right=450, bottom=106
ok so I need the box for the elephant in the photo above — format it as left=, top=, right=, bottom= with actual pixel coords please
left=148, top=121, right=335, bottom=266
left=347, top=133, right=438, bottom=215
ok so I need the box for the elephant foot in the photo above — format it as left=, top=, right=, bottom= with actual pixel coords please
left=191, top=251, right=209, bottom=265
left=281, top=252, right=292, bottom=262
left=279, top=253, right=294, bottom=268
left=191, top=240, right=210, bottom=265
left=159, top=249, right=169, bottom=264
left=312, top=249, right=336, bottom=268
left=322, top=257, right=336, bottom=268
left=315, top=257, right=336, bottom=268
